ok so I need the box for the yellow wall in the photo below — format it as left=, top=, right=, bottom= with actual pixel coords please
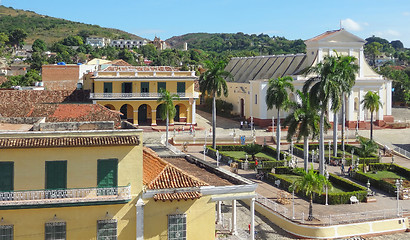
left=144, top=196, right=215, bottom=240
left=0, top=201, right=137, bottom=240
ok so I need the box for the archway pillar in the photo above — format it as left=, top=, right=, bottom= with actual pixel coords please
left=170, top=117, right=174, bottom=126
left=151, top=109, right=157, bottom=126
left=133, top=110, right=138, bottom=125
left=186, top=106, right=191, bottom=125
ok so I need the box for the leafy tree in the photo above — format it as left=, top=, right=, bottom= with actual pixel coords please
left=157, top=89, right=180, bottom=146
left=0, top=33, right=9, bottom=46
left=118, top=49, right=135, bottom=65
left=32, top=39, right=47, bottom=53
left=62, top=36, right=84, bottom=46
left=361, top=91, right=383, bottom=140
left=199, top=60, right=232, bottom=149
left=283, top=90, right=322, bottom=171
left=356, top=136, right=378, bottom=158
left=303, top=55, right=342, bottom=175
left=364, top=42, right=382, bottom=66
left=266, top=76, right=294, bottom=161
left=289, top=167, right=332, bottom=221
left=29, top=52, right=47, bottom=71
left=379, top=66, right=410, bottom=104
left=8, top=28, right=27, bottom=49
left=1, top=69, right=41, bottom=88
left=244, top=143, right=263, bottom=161
left=332, top=53, right=359, bottom=156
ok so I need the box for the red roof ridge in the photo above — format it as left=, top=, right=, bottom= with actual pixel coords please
left=305, top=29, right=342, bottom=42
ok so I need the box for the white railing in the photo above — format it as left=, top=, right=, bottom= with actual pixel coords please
left=0, top=185, right=131, bottom=206
left=90, top=92, right=199, bottom=99
left=255, top=193, right=402, bottom=225
left=394, top=147, right=410, bottom=159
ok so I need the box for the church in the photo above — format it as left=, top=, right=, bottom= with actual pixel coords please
left=221, top=29, right=393, bottom=128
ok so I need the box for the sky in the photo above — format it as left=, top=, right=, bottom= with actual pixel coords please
left=2, top=0, right=410, bottom=47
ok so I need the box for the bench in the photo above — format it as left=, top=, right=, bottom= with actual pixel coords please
left=350, top=196, right=359, bottom=204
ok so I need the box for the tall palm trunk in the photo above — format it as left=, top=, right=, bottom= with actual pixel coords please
left=319, top=111, right=325, bottom=175
left=341, top=93, right=346, bottom=152
left=333, top=111, right=338, bottom=157
left=166, top=111, right=169, bottom=146
left=308, top=197, right=313, bottom=221
left=304, top=136, right=309, bottom=172
left=370, top=112, right=374, bottom=140
left=276, top=109, right=281, bottom=161
left=212, top=96, right=217, bottom=149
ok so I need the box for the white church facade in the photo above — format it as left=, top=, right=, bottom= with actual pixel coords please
left=222, top=29, right=393, bottom=128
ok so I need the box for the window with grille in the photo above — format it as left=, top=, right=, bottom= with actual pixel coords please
left=168, top=214, right=186, bottom=240
left=45, top=222, right=66, bottom=240
left=0, top=225, right=13, bottom=240
left=97, top=220, right=117, bottom=240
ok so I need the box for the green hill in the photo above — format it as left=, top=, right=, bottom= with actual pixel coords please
left=166, top=32, right=306, bottom=55
left=0, top=5, right=143, bottom=44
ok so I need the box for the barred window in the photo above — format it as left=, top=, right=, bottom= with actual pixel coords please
left=45, top=222, right=66, bottom=240
left=0, top=225, right=13, bottom=240
left=168, top=214, right=186, bottom=240
left=97, top=220, right=117, bottom=240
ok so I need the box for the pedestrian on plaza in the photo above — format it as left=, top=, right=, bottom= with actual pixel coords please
left=341, top=163, right=345, bottom=175
left=240, top=121, right=243, bottom=129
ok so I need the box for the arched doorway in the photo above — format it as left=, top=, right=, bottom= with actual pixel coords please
left=138, top=104, right=148, bottom=124
left=174, top=104, right=187, bottom=122
left=156, top=104, right=165, bottom=124
left=174, top=105, right=180, bottom=122
left=240, top=99, right=244, bottom=118
left=120, top=104, right=133, bottom=122
left=104, top=104, right=115, bottom=110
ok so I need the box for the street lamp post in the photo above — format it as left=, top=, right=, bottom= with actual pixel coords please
left=396, top=178, right=403, bottom=216
left=216, top=150, right=220, bottom=167
left=272, top=116, right=275, bottom=142
left=292, top=188, right=295, bottom=219
left=251, top=116, right=254, bottom=132
left=325, top=170, right=329, bottom=205
left=328, top=140, right=331, bottom=165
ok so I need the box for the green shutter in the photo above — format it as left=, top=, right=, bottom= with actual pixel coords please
left=177, top=82, right=185, bottom=93
left=141, top=82, right=149, bottom=93
left=104, top=82, right=112, bottom=93
left=97, top=159, right=118, bottom=188
left=158, top=82, right=166, bottom=92
left=0, top=162, right=13, bottom=191
left=46, top=161, right=67, bottom=190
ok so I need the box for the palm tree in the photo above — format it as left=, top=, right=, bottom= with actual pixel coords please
left=303, top=55, right=342, bottom=175
left=356, top=136, right=378, bottom=158
left=199, top=60, right=233, bottom=149
left=290, top=166, right=332, bottom=221
left=283, top=90, right=322, bottom=172
left=266, top=76, right=295, bottom=161
left=361, top=91, right=383, bottom=140
left=333, top=54, right=359, bottom=156
left=244, top=143, right=263, bottom=161
left=158, top=89, right=180, bottom=146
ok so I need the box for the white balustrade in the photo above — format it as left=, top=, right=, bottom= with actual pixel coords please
left=0, top=185, right=131, bottom=206
left=90, top=92, right=199, bottom=99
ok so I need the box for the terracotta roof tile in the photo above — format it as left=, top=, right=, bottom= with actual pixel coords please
left=109, top=59, right=132, bottom=66
left=305, top=29, right=342, bottom=42
left=0, top=135, right=140, bottom=149
left=143, top=148, right=208, bottom=201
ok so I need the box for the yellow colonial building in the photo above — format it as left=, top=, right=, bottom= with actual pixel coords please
left=0, top=128, right=257, bottom=239
left=86, top=66, right=199, bottom=126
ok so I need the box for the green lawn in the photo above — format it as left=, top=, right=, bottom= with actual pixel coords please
left=366, top=170, right=404, bottom=180
left=220, top=151, right=276, bottom=161
left=278, top=174, right=349, bottom=193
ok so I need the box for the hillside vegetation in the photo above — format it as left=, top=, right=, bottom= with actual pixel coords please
left=0, top=6, right=142, bottom=44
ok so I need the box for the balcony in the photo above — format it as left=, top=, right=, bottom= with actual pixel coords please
left=90, top=92, right=199, bottom=100
left=0, top=185, right=131, bottom=207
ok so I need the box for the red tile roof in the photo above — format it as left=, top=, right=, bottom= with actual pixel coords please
left=143, top=148, right=208, bottom=201
left=305, top=29, right=342, bottom=42
left=109, top=59, right=132, bottom=66
left=0, top=135, right=140, bottom=149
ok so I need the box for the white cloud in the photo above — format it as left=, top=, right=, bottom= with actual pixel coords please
left=403, top=12, right=410, bottom=16
left=341, top=18, right=362, bottom=31
left=386, top=30, right=401, bottom=37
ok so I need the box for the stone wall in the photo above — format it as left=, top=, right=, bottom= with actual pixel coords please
left=36, top=121, right=115, bottom=131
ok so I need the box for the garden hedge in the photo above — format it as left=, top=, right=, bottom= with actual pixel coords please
left=266, top=167, right=367, bottom=204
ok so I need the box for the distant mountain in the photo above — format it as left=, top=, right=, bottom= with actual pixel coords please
left=0, top=6, right=144, bottom=44
left=166, top=32, right=306, bottom=55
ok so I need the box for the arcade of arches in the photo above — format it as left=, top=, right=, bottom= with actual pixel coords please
left=96, top=100, right=195, bottom=126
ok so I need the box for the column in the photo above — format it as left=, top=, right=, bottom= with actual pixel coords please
left=216, top=201, right=222, bottom=224
left=151, top=109, right=157, bottom=126
left=318, top=48, right=323, bottom=63
left=386, top=81, right=392, bottom=115
left=348, top=91, right=354, bottom=122
left=250, top=198, right=255, bottom=240
left=359, top=47, right=364, bottom=78
left=133, top=110, right=138, bottom=126
left=359, top=88, right=364, bottom=121
left=378, top=88, right=384, bottom=120
left=328, top=101, right=334, bottom=123
left=136, top=198, right=145, bottom=240
left=191, top=100, right=196, bottom=125
left=231, top=200, right=237, bottom=235
left=186, top=107, right=191, bottom=125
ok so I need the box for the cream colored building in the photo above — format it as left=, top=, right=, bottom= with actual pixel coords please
left=222, top=29, right=393, bottom=128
